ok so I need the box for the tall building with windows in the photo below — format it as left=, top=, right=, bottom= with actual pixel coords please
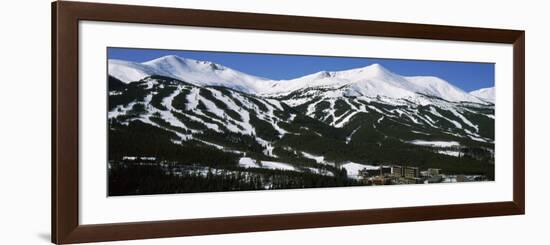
left=392, top=166, right=403, bottom=177
left=403, top=167, right=420, bottom=178
left=392, top=165, right=419, bottom=178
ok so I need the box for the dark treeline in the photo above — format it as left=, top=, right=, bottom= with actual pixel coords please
left=108, top=164, right=361, bottom=196
left=109, top=121, right=240, bottom=167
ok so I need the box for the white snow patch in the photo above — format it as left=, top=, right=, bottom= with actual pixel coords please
left=437, top=150, right=462, bottom=157
left=341, top=162, right=380, bottom=180
left=408, top=140, right=460, bottom=147
left=411, top=130, right=430, bottom=135
left=301, top=152, right=334, bottom=166
left=239, top=157, right=260, bottom=168
left=185, top=88, right=200, bottom=111
left=261, top=161, right=296, bottom=171
left=288, top=114, right=297, bottom=122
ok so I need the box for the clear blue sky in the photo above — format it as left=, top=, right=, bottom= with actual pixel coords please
left=108, top=47, right=494, bottom=92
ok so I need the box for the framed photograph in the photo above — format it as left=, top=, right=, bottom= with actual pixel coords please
left=52, top=1, right=525, bottom=244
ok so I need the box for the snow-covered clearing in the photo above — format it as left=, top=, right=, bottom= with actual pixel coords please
left=238, top=157, right=260, bottom=168
left=408, top=140, right=460, bottom=147
left=261, top=161, right=296, bottom=171
left=341, top=162, right=380, bottom=180
left=437, top=150, right=462, bottom=157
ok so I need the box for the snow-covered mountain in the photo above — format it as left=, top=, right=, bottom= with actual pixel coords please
left=268, top=64, right=485, bottom=103
left=470, top=87, right=495, bottom=103
left=107, top=56, right=496, bottom=194
left=108, top=73, right=495, bottom=181
left=109, top=55, right=276, bottom=94
left=107, top=58, right=497, bottom=190
left=108, top=55, right=487, bottom=104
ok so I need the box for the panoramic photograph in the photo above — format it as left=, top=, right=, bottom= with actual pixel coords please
left=107, top=47, right=495, bottom=196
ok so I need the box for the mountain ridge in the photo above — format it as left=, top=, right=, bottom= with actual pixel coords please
left=109, top=55, right=488, bottom=104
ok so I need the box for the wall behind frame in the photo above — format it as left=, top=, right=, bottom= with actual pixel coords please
left=0, top=0, right=546, bottom=244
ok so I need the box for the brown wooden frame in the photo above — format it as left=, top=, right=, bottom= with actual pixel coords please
left=52, top=1, right=525, bottom=244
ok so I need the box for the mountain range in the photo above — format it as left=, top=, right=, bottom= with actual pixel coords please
left=107, top=55, right=495, bottom=185
left=109, top=55, right=494, bottom=103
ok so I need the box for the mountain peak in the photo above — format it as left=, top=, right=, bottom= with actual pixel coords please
left=151, top=54, right=185, bottom=62
left=367, top=63, right=384, bottom=69
left=343, top=63, right=393, bottom=78
left=163, top=54, right=182, bottom=59
left=147, top=55, right=214, bottom=67
left=469, top=87, right=495, bottom=103
left=361, top=63, right=387, bottom=71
